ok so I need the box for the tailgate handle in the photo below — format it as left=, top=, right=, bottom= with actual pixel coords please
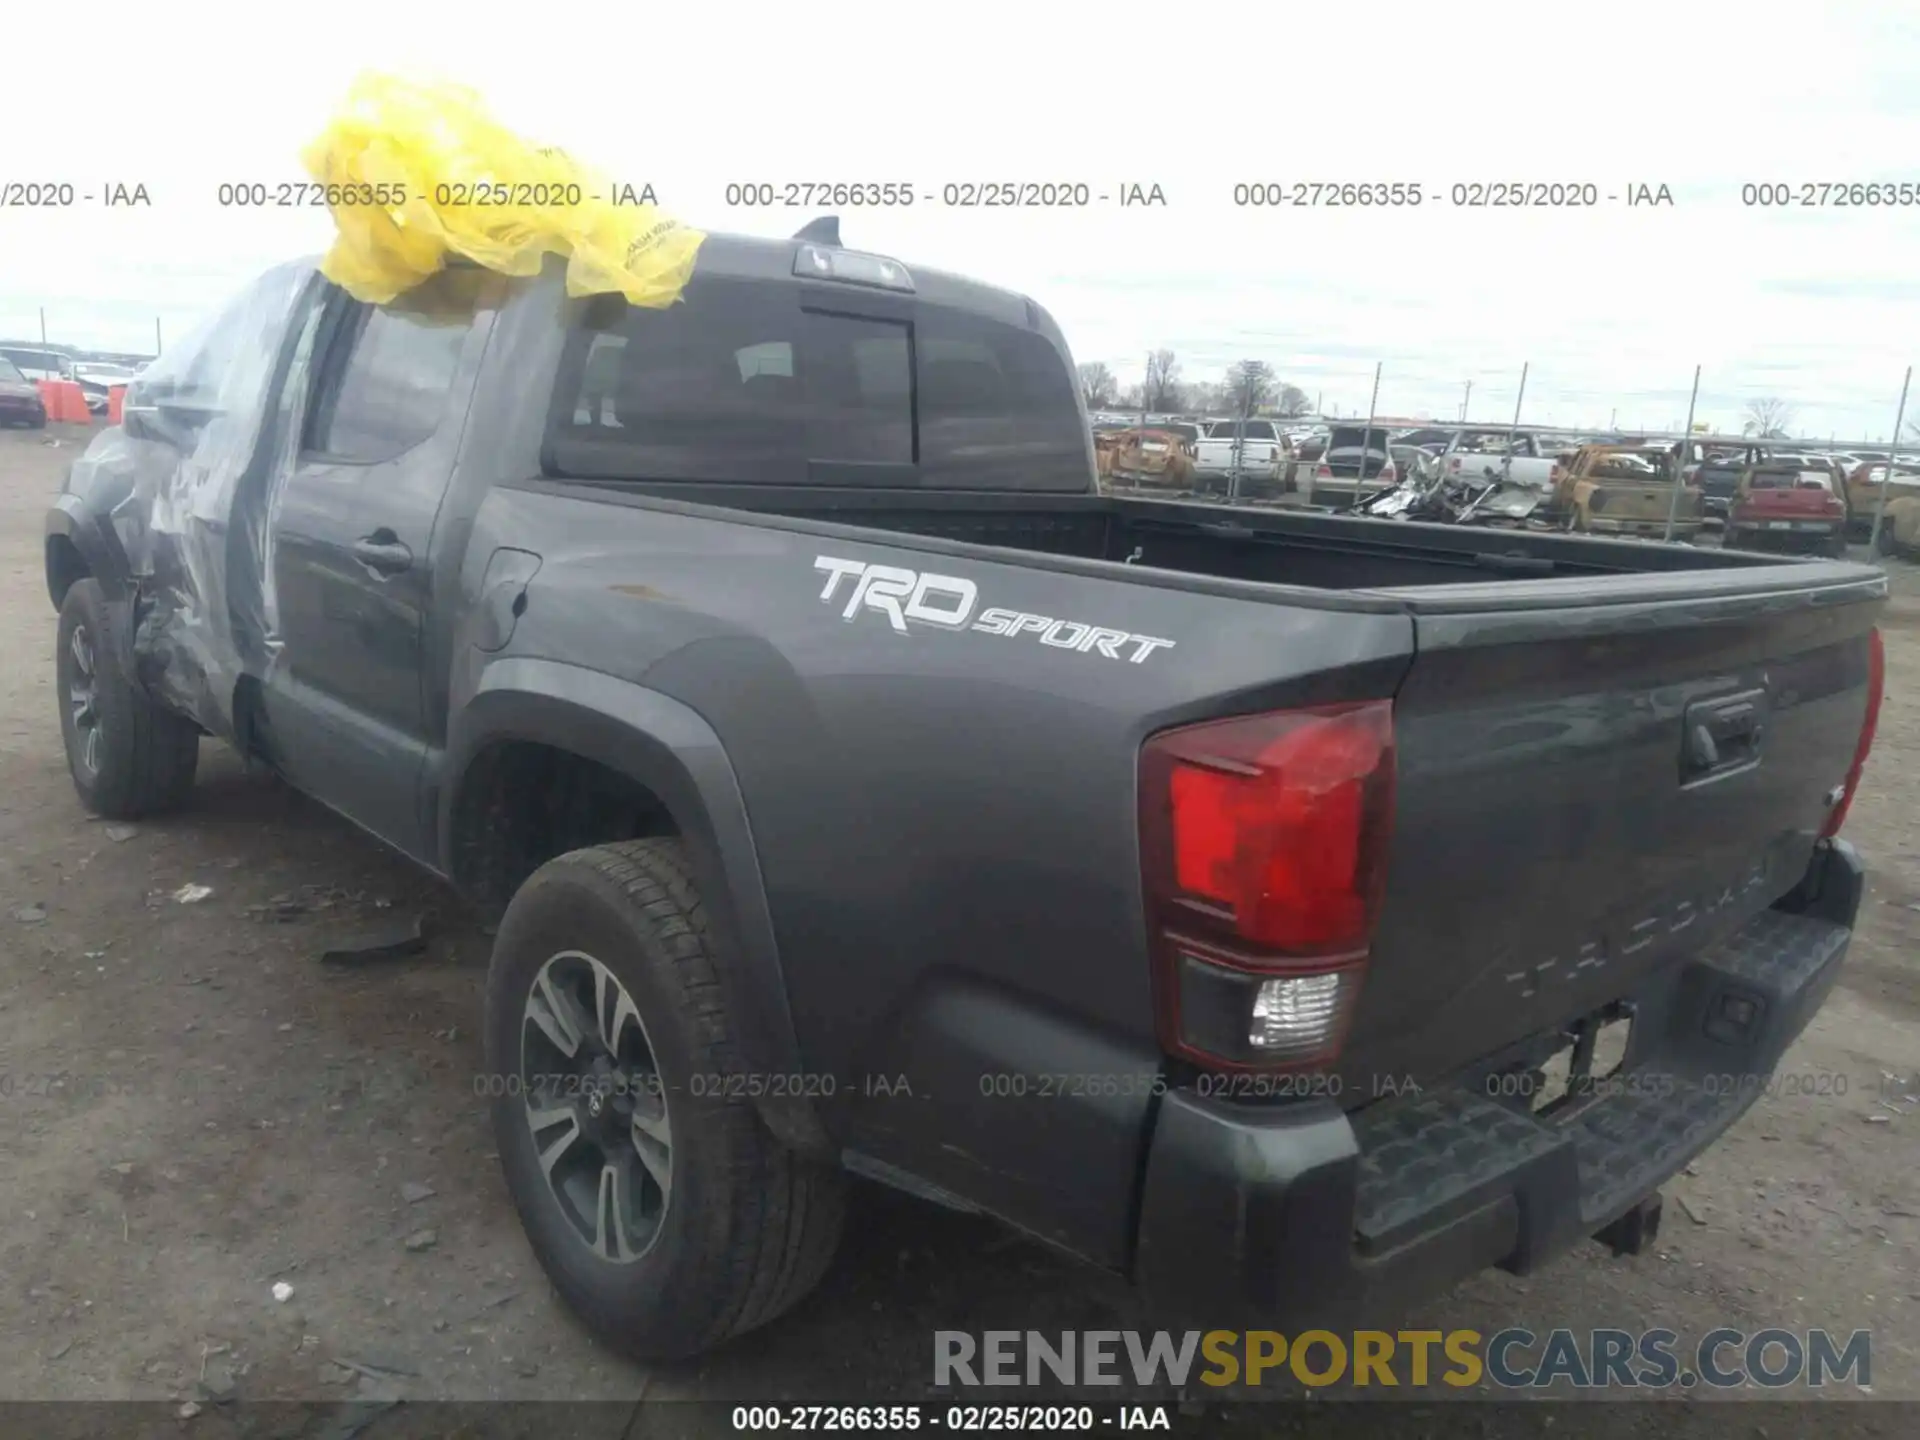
left=1681, top=690, right=1768, bottom=782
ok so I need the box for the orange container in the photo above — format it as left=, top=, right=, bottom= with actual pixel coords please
left=35, top=380, right=91, bottom=423
left=108, top=385, right=127, bottom=425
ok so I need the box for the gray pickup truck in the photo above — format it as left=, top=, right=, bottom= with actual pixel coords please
left=46, top=229, right=1887, bottom=1364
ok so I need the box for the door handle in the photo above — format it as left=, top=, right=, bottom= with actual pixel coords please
left=351, top=531, right=412, bottom=576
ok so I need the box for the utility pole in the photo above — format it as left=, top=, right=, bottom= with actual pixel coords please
left=155, top=316, right=163, bottom=354
left=1501, top=363, right=1529, bottom=485
left=1663, top=364, right=1702, bottom=543
left=1869, top=365, right=1912, bottom=555
left=1610, top=408, right=1617, bottom=430
left=1362, top=362, right=1383, bottom=489
left=1140, top=352, right=1150, bottom=430
left=1461, top=379, right=1471, bottom=423
left=39, top=308, right=47, bottom=344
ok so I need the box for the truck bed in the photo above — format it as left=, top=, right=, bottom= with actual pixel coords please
left=548, top=479, right=1836, bottom=593
left=512, top=473, right=1883, bottom=1104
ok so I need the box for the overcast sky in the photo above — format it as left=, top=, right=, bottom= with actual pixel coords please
left=4, top=0, right=1919, bottom=440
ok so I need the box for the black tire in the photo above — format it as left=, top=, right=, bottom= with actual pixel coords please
left=56, top=578, right=200, bottom=819
left=29, top=411, right=47, bottom=429
left=485, top=838, right=846, bottom=1361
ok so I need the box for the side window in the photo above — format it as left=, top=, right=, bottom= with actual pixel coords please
left=126, top=262, right=313, bottom=463
left=549, top=277, right=911, bottom=483
left=306, top=294, right=471, bottom=464
left=138, top=264, right=311, bottom=421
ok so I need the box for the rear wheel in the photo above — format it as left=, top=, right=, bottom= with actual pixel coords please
left=56, top=579, right=200, bottom=819
left=485, top=839, right=845, bottom=1361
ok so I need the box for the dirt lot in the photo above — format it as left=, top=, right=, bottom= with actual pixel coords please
left=1, top=424, right=1917, bottom=1430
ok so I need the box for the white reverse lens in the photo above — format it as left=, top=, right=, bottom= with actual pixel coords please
left=1249, top=973, right=1346, bottom=1056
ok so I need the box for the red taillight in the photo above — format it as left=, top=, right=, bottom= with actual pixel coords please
left=1140, top=701, right=1396, bottom=1068
left=1822, top=629, right=1884, bottom=839
left=1315, top=462, right=1332, bottom=479
left=1550, top=463, right=1563, bottom=483
left=1379, top=462, right=1398, bottom=483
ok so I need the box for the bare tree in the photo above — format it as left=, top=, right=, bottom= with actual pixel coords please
left=1224, top=360, right=1277, bottom=418
left=1077, top=361, right=1117, bottom=410
left=1274, top=383, right=1312, bottom=418
left=1185, top=379, right=1227, bottom=414
left=1143, top=349, right=1183, bottom=412
left=1742, top=397, right=1796, bottom=439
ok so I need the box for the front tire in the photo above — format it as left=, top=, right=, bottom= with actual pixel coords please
left=485, top=839, right=846, bottom=1361
left=56, top=578, right=200, bottom=819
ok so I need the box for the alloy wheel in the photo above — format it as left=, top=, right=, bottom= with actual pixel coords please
left=68, top=623, right=101, bottom=774
left=520, top=950, right=673, bottom=1264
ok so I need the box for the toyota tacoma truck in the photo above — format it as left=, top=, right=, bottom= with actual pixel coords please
left=46, top=230, right=1887, bottom=1363
left=1724, top=460, right=1853, bottom=559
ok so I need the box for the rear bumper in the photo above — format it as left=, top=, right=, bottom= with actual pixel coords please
left=1586, top=516, right=1701, bottom=538
left=1726, top=521, right=1845, bottom=554
left=1134, top=839, right=1862, bottom=1329
left=1189, top=468, right=1290, bottom=498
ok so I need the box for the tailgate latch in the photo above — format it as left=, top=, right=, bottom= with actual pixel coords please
left=1680, top=688, right=1769, bottom=785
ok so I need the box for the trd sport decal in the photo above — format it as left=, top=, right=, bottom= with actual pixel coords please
left=812, top=556, right=1176, bottom=664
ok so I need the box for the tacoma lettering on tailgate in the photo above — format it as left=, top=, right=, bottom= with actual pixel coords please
left=1499, top=855, right=1776, bottom=999
left=813, top=555, right=1176, bottom=664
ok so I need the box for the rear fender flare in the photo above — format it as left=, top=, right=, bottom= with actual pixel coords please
left=443, top=658, right=828, bottom=1157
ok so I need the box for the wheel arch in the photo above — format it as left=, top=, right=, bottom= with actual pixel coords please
left=443, top=658, right=828, bottom=1157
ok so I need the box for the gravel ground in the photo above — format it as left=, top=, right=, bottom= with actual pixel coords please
left=1, top=423, right=1916, bottom=1434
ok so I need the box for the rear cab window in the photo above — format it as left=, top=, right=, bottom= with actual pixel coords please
left=545, top=260, right=1091, bottom=491
left=1205, top=420, right=1277, bottom=440
left=1454, top=429, right=1536, bottom=456
left=1328, top=426, right=1389, bottom=451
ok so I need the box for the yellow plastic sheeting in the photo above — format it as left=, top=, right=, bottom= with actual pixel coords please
left=301, top=73, right=703, bottom=308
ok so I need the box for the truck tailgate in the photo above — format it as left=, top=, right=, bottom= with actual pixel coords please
left=1336, top=563, right=1885, bottom=1095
